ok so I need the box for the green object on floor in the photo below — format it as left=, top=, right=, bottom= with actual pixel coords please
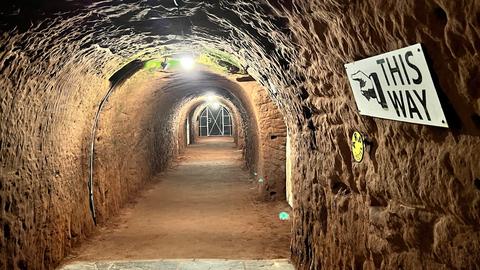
left=279, top=212, right=290, bottom=220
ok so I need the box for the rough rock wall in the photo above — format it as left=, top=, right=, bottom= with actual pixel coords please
left=274, top=1, right=480, bottom=269
left=236, top=80, right=287, bottom=200
left=1, top=0, right=480, bottom=269
left=0, top=55, right=268, bottom=269
left=0, top=31, right=114, bottom=269
left=93, top=71, right=178, bottom=223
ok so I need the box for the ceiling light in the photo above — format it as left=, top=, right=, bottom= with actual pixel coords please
left=211, top=102, right=220, bottom=110
left=180, top=56, right=195, bottom=70
left=205, top=93, right=216, bottom=102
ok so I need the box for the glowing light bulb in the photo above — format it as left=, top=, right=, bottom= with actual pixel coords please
left=211, top=102, right=220, bottom=110
left=180, top=56, right=195, bottom=70
left=206, top=93, right=216, bottom=102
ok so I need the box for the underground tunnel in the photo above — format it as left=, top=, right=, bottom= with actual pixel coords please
left=0, top=1, right=479, bottom=269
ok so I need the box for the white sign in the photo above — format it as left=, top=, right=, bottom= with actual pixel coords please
left=345, top=43, right=448, bottom=128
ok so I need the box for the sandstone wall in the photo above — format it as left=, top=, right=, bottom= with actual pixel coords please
left=0, top=30, right=116, bottom=269
left=235, top=80, right=288, bottom=200
left=1, top=1, right=479, bottom=269
left=268, top=1, right=480, bottom=269
left=92, top=71, right=179, bottom=223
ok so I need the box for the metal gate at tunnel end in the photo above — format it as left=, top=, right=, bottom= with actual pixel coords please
left=199, top=104, right=232, bottom=136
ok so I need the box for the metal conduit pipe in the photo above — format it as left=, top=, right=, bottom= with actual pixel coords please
left=88, top=59, right=144, bottom=225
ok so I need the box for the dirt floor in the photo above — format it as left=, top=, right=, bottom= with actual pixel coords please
left=63, top=137, right=291, bottom=264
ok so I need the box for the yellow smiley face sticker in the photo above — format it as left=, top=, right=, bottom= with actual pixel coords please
left=351, top=131, right=364, bottom=162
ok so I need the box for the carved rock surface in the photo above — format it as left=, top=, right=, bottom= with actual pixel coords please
left=1, top=0, right=479, bottom=269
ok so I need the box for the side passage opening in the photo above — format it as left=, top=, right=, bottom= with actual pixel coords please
left=199, top=104, right=233, bottom=136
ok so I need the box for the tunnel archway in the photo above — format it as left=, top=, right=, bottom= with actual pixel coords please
left=78, top=65, right=292, bottom=265
left=187, top=96, right=243, bottom=146
left=181, top=95, right=244, bottom=148
left=87, top=67, right=289, bottom=224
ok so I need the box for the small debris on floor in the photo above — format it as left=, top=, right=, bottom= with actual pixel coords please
left=278, top=212, right=290, bottom=220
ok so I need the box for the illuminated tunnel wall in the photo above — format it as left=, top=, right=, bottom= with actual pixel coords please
left=1, top=1, right=479, bottom=269
left=92, top=69, right=288, bottom=226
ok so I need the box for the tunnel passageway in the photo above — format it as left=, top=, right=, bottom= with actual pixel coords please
left=2, top=1, right=480, bottom=269
left=61, top=137, right=291, bottom=268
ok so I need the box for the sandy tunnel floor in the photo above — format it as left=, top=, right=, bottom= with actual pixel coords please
left=62, top=137, right=291, bottom=265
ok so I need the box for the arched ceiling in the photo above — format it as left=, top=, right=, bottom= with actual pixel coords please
left=2, top=1, right=480, bottom=269
left=0, top=0, right=290, bottom=76
left=0, top=0, right=305, bottom=128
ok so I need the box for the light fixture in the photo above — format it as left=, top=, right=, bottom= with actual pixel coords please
left=211, top=102, right=220, bottom=110
left=204, top=93, right=220, bottom=109
left=205, top=93, right=216, bottom=102
left=180, top=55, right=195, bottom=70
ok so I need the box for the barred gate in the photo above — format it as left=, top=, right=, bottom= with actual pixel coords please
left=199, top=104, right=232, bottom=136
